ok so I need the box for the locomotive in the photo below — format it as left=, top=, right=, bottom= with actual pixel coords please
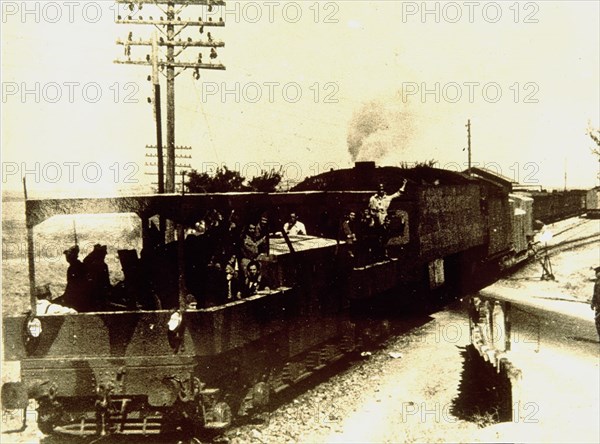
left=0, top=162, right=586, bottom=438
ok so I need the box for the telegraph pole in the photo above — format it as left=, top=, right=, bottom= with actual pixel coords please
left=166, top=4, right=176, bottom=194
left=151, top=32, right=164, bottom=193
left=466, top=119, right=472, bottom=174
left=114, top=0, right=226, bottom=195
left=115, top=0, right=226, bottom=241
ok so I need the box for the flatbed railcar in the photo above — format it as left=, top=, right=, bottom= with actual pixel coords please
left=1, top=191, right=382, bottom=437
left=1, top=163, right=584, bottom=438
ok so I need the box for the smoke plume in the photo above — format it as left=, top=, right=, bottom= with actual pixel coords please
left=347, top=98, right=415, bottom=163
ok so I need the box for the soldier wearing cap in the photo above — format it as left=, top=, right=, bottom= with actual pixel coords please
left=83, top=244, right=111, bottom=312
left=591, top=266, right=600, bottom=338
left=61, top=245, right=88, bottom=311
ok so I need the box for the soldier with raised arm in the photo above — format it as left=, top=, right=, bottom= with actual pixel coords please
left=368, top=179, right=408, bottom=226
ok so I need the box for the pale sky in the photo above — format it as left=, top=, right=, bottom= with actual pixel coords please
left=2, top=1, right=599, bottom=196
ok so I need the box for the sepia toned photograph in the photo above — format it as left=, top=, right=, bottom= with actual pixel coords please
left=1, top=1, right=599, bottom=443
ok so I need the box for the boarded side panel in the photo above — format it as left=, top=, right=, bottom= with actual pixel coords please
left=487, top=195, right=512, bottom=256
left=417, top=185, right=486, bottom=260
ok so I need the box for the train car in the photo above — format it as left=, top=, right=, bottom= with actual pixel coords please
left=527, top=189, right=586, bottom=224
left=0, top=184, right=445, bottom=438
left=295, top=163, right=530, bottom=292
left=0, top=163, right=550, bottom=438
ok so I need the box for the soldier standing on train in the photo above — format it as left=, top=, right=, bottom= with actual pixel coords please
left=83, top=244, right=111, bottom=312
left=243, top=260, right=270, bottom=297
left=60, top=245, right=88, bottom=312
left=256, top=214, right=270, bottom=254
left=340, top=211, right=357, bottom=258
left=224, top=263, right=242, bottom=301
left=368, top=179, right=407, bottom=226
left=283, top=212, right=307, bottom=236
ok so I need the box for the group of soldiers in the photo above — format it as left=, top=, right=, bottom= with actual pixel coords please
left=43, top=243, right=112, bottom=313
left=340, top=180, right=407, bottom=265
left=176, top=210, right=277, bottom=307
left=50, top=208, right=310, bottom=312
left=46, top=182, right=409, bottom=312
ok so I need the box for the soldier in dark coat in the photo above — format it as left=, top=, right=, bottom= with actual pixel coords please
left=60, top=245, right=89, bottom=311
left=83, top=244, right=111, bottom=311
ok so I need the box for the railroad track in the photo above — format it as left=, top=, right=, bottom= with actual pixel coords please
left=552, top=218, right=597, bottom=242
left=548, top=232, right=600, bottom=255
left=546, top=228, right=599, bottom=256
left=530, top=219, right=599, bottom=261
left=499, top=218, right=598, bottom=281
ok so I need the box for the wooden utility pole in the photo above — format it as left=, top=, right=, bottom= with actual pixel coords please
left=115, top=0, right=226, bottom=193
left=466, top=119, right=472, bottom=174
left=115, top=0, right=226, bottom=240
left=151, top=32, right=164, bottom=193
left=165, top=4, right=176, bottom=194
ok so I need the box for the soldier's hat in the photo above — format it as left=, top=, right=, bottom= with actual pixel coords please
left=35, top=283, right=52, bottom=300
left=594, top=266, right=600, bottom=273
left=92, top=244, right=107, bottom=255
